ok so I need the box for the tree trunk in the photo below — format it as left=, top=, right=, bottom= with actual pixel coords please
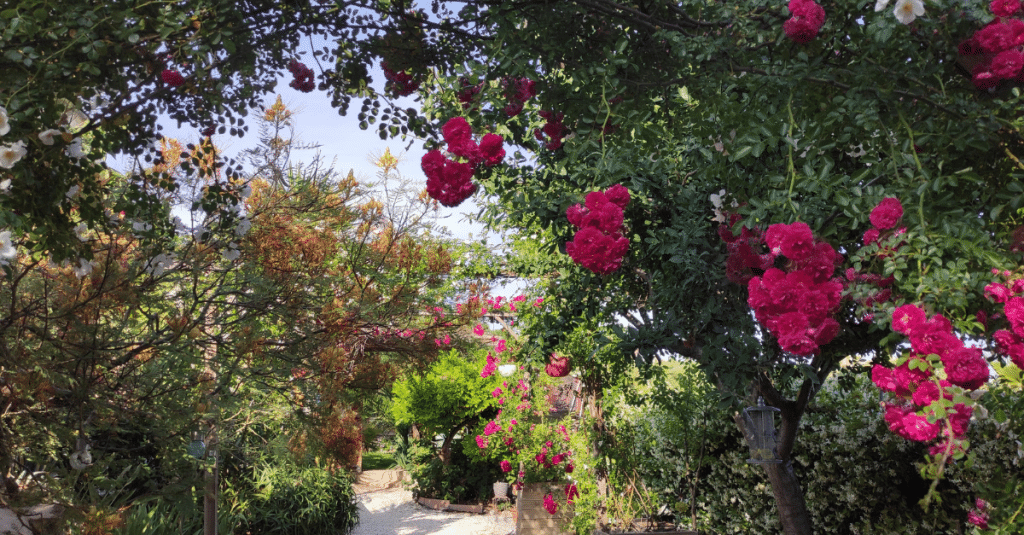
left=763, top=460, right=813, bottom=535
left=585, top=376, right=610, bottom=526
left=733, top=380, right=816, bottom=535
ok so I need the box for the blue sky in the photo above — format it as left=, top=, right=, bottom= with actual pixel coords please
left=116, top=58, right=489, bottom=244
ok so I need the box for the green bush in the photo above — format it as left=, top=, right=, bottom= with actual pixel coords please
left=409, top=437, right=501, bottom=503
left=225, top=462, right=358, bottom=535
left=609, top=366, right=1024, bottom=534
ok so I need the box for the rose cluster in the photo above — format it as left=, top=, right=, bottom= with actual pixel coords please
left=381, top=60, right=421, bottom=96
left=535, top=110, right=569, bottom=150
left=457, top=77, right=483, bottom=109
left=161, top=69, right=185, bottom=87
left=968, top=498, right=991, bottom=530
left=287, top=59, right=315, bottom=93
left=745, top=221, right=844, bottom=356
left=420, top=117, right=505, bottom=207
left=960, top=1, right=1024, bottom=90
left=872, top=304, right=988, bottom=457
left=565, top=184, right=631, bottom=275
left=545, top=353, right=570, bottom=377
left=503, top=77, right=537, bottom=117
left=784, top=0, right=826, bottom=43
left=480, top=352, right=499, bottom=378
left=984, top=272, right=1024, bottom=370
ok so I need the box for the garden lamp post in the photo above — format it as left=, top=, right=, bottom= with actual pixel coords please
left=187, top=430, right=207, bottom=459
left=743, top=397, right=782, bottom=464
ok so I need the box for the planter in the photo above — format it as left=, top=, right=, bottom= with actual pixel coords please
left=493, top=481, right=509, bottom=499
left=517, top=482, right=573, bottom=535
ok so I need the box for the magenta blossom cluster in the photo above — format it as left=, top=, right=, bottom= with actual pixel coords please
left=287, top=60, right=315, bottom=92
left=784, top=0, right=826, bottom=43
left=421, top=117, right=505, bottom=207
left=534, top=445, right=570, bottom=469
left=480, top=353, right=499, bottom=378
left=968, top=498, right=991, bottom=529
left=984, top=273, right=1024, bottom=370
left=543, top=494, right=558, bottom=514
left=545, top=353, right=570, bottom=377
left=746, top=222, right=843, bottom=356
left=872, top=304, right=987, bottom=457
left=564, top=482, right=579, bottom=505
left=503, top=77, right=537, bottom=117
left=286, top=59, right=313, bottom=92
left=565, top=184, right=631, bottom=274
left=960, top=6, right=1024, bottom=90
left=381, top=60, right=421, bottom=96
left=535, top=110, right=569, bottom=150
left=541, top=477, right=578, bottom=515
left=161, top=69, right=185, bottom=87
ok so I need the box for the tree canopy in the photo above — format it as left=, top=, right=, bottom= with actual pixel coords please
left=4, top=0, right=1024, bottom=532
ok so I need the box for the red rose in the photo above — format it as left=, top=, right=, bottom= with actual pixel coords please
left=869, top=197, right=903, bottom=230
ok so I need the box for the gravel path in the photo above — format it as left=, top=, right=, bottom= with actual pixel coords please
left=352, top=488, right=515, bottom=535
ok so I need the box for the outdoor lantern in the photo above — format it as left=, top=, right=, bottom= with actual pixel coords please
left=187, top=430, right=207, bottom=459
left=743, top=396, right=782, bottom=464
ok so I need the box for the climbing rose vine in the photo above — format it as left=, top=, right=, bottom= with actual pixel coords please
left=871, top=303, right=987, bottom=462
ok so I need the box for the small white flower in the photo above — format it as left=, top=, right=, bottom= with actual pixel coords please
left=74, top=223, right=88, bottom=241
left=893, top=0, right=924, bottom=24
left=73, top=258, right=94, bottom=278
left=0, top=179, right=9, bottom=193
left=193, top=225, right=209, bottom=242
left=875, top=0, right=890, bottom=11
left=146, top=252, right=175, bottom=277
left=234, top=217, right=251, bottom=237
left=66, top=137, right=86, bottom=159
left=0, top=230, right=17, bottom=265
left=0, top=140, right=27, bottom=169
left=709, top=189, right=726, bottom=209
left=131, top=221, right=153, bottom=237
left=221, top=243, right=240, bottom=261
left=0, top=107, right=10, bottom=136
left=38, top=129, right=61, bottom=145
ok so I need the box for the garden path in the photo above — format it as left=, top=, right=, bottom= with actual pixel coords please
left=352, top=471, right=514, bottom=535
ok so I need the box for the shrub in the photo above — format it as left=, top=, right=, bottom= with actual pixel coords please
left=226, top=462, right=358, bottom=535
left=610, top=366, right=1024, bottom=534
left=409, top=437, right=501, bottom=503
